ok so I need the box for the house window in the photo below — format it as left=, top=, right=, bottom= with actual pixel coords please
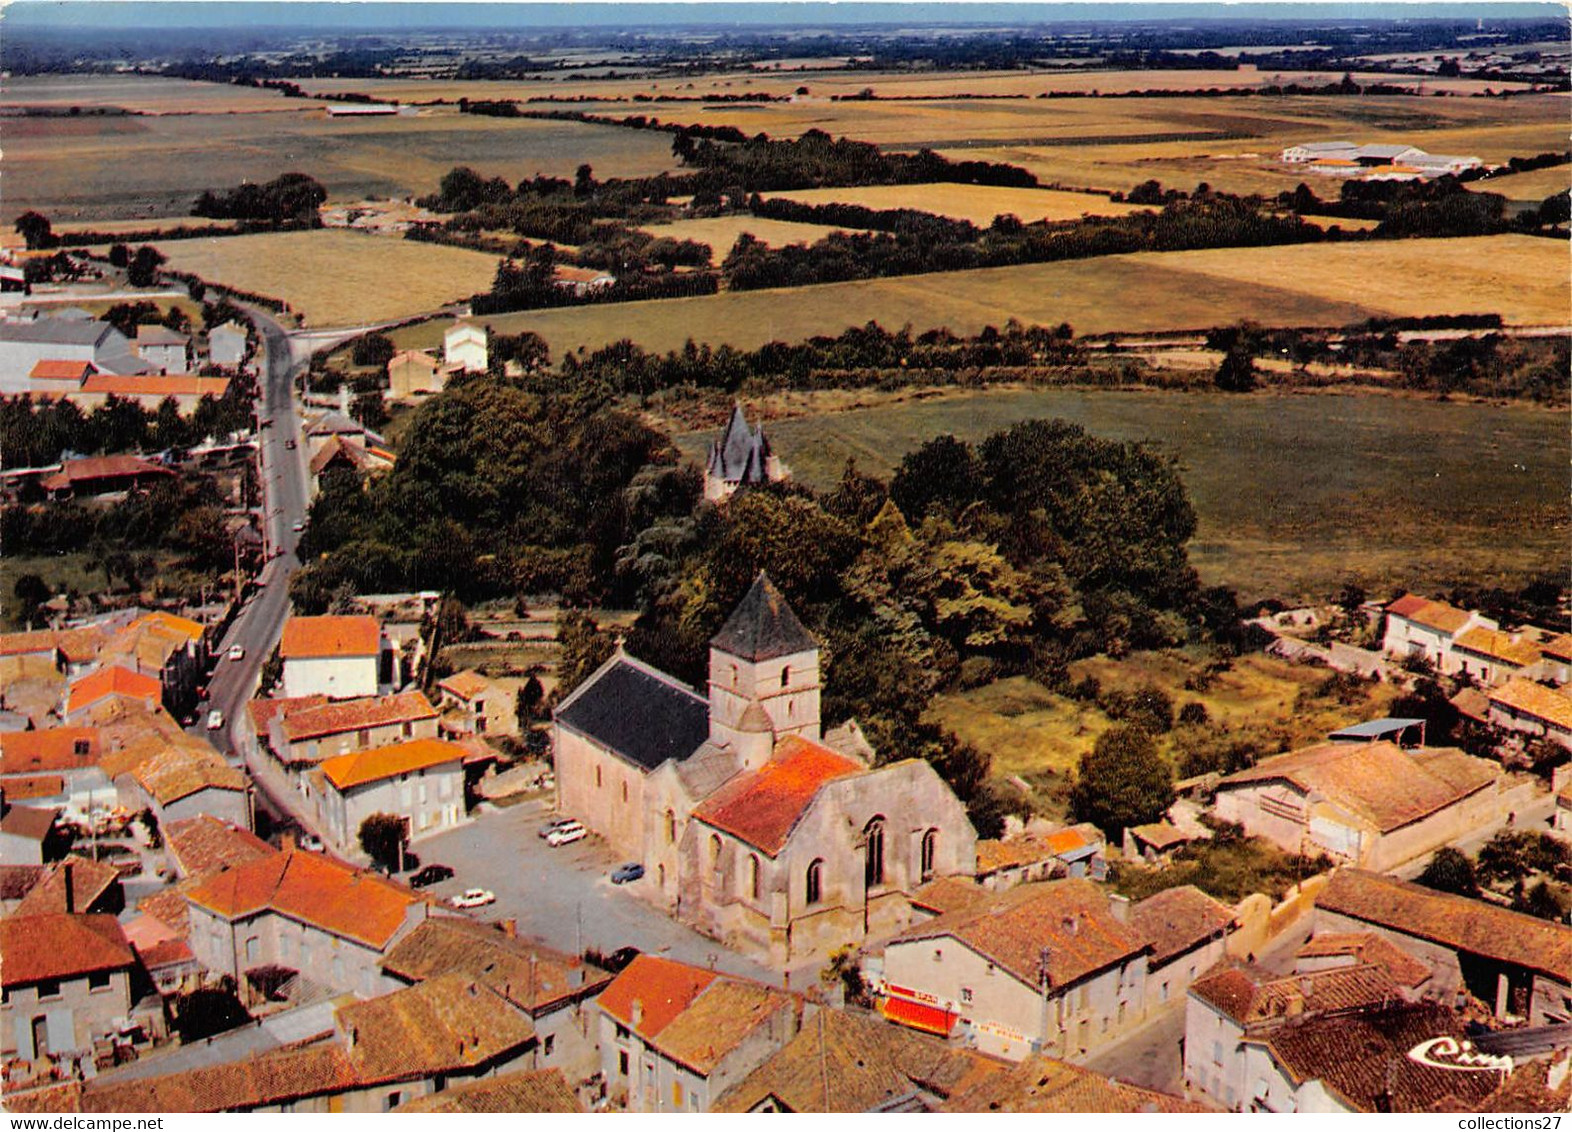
left=596, top=766, right=603, bottom=789
left=1212, top=1041, right=1223, bottom=1065
left=805, top=859, right=823, bottom=905
left=780, top=666, right=790, bottom=688
left=1160, top=981, right=1169, bottom=1002
left=37, top=980, right=60, bottom=999
left=921, top=829, right=938, bottom=881
left=357, top=728, right=370, bottom=746
left=88, top=972, right=111, bottom=991
left=673, top=1082, right=684, bottom=1108
left=383, top=1091, right=402, bottom=1112
left=622, top=782, right=629, bottom=803
left=749, top=855, right=761, bottom=901
left=665, top=810, right=676, bottom=843
left=863, top=817, right=885, bottom=888
left=619, top=1051, right=630, bottom=1077
left=544, top=1034, right=555, bottom=1057
left=616, top=1024, right=630, bottom=1041
left=403, top=722, right=413, bottom=738
left=74, top=739, right=90, bottom=757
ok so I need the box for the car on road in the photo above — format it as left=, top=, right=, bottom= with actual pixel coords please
left=450, top=888, right=496, bottom=909
left=259, top=418, right=273, bottom=429
left=285, top=439, right=297, bottom=450
left=227, top=644, right=245, bottom=661
left=410, top=864, right=455, bottom=889
left=538, top=817, right=578, bottom=839
left=610, top=862, right=645, bottom=885
left=206, top=710, right=225, bottom=731
left=546, top=822, right=587, bottom=847
left=292, top=521, right=305, bottom=533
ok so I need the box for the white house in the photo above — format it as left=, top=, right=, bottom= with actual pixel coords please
left=207, top=321, right=248, bottom=369
left=1381, top=594, right=1492, bottom=667
left=134, top=325, right=190, bottom=374
left=310, top=737, right=468, bottom=854
left=280, top=614, right=382, bottom=700
left=443, top=322, right=488, bottom=374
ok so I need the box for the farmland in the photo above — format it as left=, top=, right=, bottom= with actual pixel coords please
left=159, top=230, right=499, bottom=327
left=390, top=234, right=1565, bottom=360
left=637, top=215, right=863, bottom=262
left=671, top=387, right=1566, bottom=602
left=762, top=184, right=1143, bottom=225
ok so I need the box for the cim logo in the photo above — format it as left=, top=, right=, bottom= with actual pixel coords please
left=1406, top=1037, right=1513, bottom=1074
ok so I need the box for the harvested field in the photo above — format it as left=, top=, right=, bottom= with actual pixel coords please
left=159, top=230, right=499, bottom=327
left=637, top=215, right=863, bottom=262
left=670, top=387, right=1566, bottom=601
left=762, top=184, right=1142, bottom=225
left=393, top=235, right=1565, bottom=360
left=3, top=73, right=325, bottom=114
left=1475, top=164, right=1572, bottom=204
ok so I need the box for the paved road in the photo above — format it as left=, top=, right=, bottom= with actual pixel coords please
left=1081, top=999, right=1186, bottom=1093
left=416, top=800, right=783, bottom=988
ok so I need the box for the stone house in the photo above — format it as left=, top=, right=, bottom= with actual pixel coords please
left=133, top=325, right=190, bottom=374
left=1314, top=868, right=1572, bottom=1025
left=436, top=669, right=516, bottom=738
left=596, top=955, right=801, bottom=1113
left=0, top=913, right=140, bottom=1060
left=1128, top=885, right=1237, bottom=1010
left=1448, top=627, right=1543, bottom=687
left=1488, top=678, right=1572, bottom=751
left=1211, top=740, right=1500, bottom=871
left=62, top=666, right=161, bottom=723
left=309, top=737, right=468, bottom=854
left=280, top=615, right=383, bottom=701
left=386, top=349, right=453, bottom=400
left=109, top=744, right=250, bottom=829
left=262, top=691, right=439, bottom=772
left=976, top=824, right=1106, bottom=890
left=0, top=794, right=59, bottom=865
left=879, top=878, right=1150, bottom=1062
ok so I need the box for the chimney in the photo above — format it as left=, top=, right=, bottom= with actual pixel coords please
left=631, top=999, right=644, bottom=1028
left=62, top=862, right=75, bottom=914
left=1062, top=913, right=1080, bottom=937
left=1108, top=893, right=1131, bottom=923
left=500, top=918, right=517, bottom=939
left=339, top=383, right=351, bottom=417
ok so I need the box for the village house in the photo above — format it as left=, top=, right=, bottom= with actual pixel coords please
left=62, top=665, right=163, bottom=722
left=1381, top=593, right=1492, bottom=668
left=1314, top=869, right=1572, bottom=1024
left=1123, top=820, right=1195, bottom=862
left=0, top=913, right=143, bottom=1061
left=392, top=1068, right=581, bottom=1113
left=555, top=574, right=976, bottom=966
left=107, top=742, right=250, bottom=830
left=380, top=917, right=613, bottom=1079
left=206, top=321, right=248, bottom=369
left=1535, top=635, right=1572, bottom=686
left=712, top=1005, right=1004, bottom=1113
left=95, top=611, right=210, bottom=719
left=162, top=815, right=275, bottom=881
left=0, top=318, right=150, bottom=390
left=552, top=264, right=618, bottom=296
left=1128, top=885, right=1238, bottom=1010
left=15, top=857, right=125, bottom=918
left=259, top=690, right=439, bottom=771
left=702, top=405, right=791, bottom=502
left=0, top=790, right=59, bottom=866
left=975, top=824, right=1107, bottom=891
left=303, top=406, right=382, bottom=460
left=436, top=669, right=516, bottom=738
left=132, top=325, right=190, bottom=374
left=1488, top=678, right=1572, bottom=751
left=596, top=955, right=802, bottom=1113
left=443, top=321, right=488, bottom=373
left=386, top=349, right=452, bottom=400
left=41, top=456, right=175, bottom=503
left=308, top=434, right=395, bottom=495
left=279, top=614, right=384, bottom=700
left=1184, top=962, right=1491, bottom=1113
left=1447, top=627, right=1542, bottom=686
left=62, top=373, right=232, bottom=412
left=183, top=844, right=430, bottom=1002
left=878, top=878, right=1151, bottom=1062
left=1210, top=739, right=1500, bottom=871
left=309, top=737, right=468, bottom=854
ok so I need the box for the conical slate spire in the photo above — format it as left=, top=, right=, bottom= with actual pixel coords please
left=709, top=573, right=817, bottom=661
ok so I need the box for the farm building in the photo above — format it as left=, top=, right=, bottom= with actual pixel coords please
left=40, top=456, right=175, bottom=501
left=0, top=317, right=150, bottom=390
left=1488, top=678, right=1572, bottom=750
left=387, top=349, right=454, bottom=399
left=443, top=321, right=488, bottom=374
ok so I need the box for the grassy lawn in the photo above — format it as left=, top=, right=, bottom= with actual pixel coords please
left=4, top=552, right=205, bottom=630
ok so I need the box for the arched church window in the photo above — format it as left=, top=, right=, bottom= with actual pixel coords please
left=864, top=817, right=886, bottom=888
left=806, top=859, right=823, bottom=905
left=921, top=829, right=938, bottom=881
left=665, top=810, right=676, bottom=844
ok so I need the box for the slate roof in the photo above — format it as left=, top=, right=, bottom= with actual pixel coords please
left=941, top=1055, right=1210, bottom=1114
left=0, top=912, right=135, bottom=987
left=710, top=573, right=817, bottom=662
left=706, top=404, right=772, bottom=485
left=0, top=319, right=115, bottom=347
left=320, top=737, right=466, bottom=791
left=554, top=653, right=709, bottom=772
left=891, top=878, right=1147, bottom=990
left=381, top=917, right=612, bottom=1014
left=1217, top=740, right=1496, bottom=833
left=714, top=1007, right=1002, bottom=1113
left=1130, top=885, right=1236, bottom=969
left=691, top=734, right=864, bottom=856
left=394, top=1068, right=581, bottom=1113
left=1316, top=868, right=1572, bottom=981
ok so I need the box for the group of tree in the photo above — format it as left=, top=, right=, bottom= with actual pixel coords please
left=192, top=172, right=327, bottom=228
left=1417, top=830, right=1571, bottom=923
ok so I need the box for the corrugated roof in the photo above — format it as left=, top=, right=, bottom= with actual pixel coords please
left=710, top=573, right=816, bottom=662
left=554, top=654, right=709, bottom=772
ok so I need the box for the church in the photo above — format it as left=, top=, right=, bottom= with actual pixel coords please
left=553, top=574, right=976, bottom=967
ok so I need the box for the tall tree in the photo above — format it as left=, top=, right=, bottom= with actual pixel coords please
left=1070, top=725, right=1175, bottom=836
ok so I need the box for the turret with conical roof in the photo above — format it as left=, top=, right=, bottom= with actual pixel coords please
left=708, top=573, right=821, bottom=753
left=703, top=404, right=790, bottom=502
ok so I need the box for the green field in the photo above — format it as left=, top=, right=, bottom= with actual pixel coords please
left=674, top=387, right=1565, bottom=602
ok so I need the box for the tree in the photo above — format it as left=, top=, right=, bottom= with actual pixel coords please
left=1214, top=343, right=1257, bottom=392
left=14, top=211, right=55, bottom=251
left=575, top=163, right=595, bottom=195
left=127, top=246, right=165, bottom=288
left=352, top=332, right=396, bottom=368
left=108, top=243, right=131, bottom=268
left=1416, top=847, right=1480, bottom=897
left=12, top=573, right=50, bottom=628
left=358, top=812, right=409, bottom=872
left=517, top=674, right=545, bottom=725
left=556, top=611, right=616, bottom=700
left=1070, top=725, right=1174, bottom=836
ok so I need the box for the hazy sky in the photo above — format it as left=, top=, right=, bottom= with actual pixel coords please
left=4, top=1, right=1565, bottom=30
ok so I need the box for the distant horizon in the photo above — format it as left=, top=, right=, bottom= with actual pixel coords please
left=3, top=0, right=1565, bottom=31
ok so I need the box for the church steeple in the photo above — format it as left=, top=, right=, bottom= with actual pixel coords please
left=708, top=573, right=821, bottom=757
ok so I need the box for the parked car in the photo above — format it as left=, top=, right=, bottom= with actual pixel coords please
left=206, top=710, right=225, bottom=731
left=284, top=438, right=297, bottom=450
left=410, top=864, right=455, bottom=889
left=538, top=817, right=578, bottom=839
left=450, top=888, right=496, bottom=909
left=610, top=863, right=645, bottom=885
left=546, top=822, right=587, bottom=847
left=291, top=520, right=305, bottom=533
left=227, top=644, right=245, bottom=661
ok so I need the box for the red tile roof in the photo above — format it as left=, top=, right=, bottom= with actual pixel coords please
left=320, top=737, right=466, bottom=791
left=0, top=630, right=61, bottom=658
left=185, top=848, right=420, bottom=949
left=437, top=670, right=491, bottom=701
left=691, top=734, right=864, bottom=855
left=1188, top=961, right=1398, bottom=1026
left=30, top=359, right=94, bottom=382
left=0, top=774, right=66, bottom=801
left=279, top=615, right=380, bottom=659
left=1490, top=678, right=1572, bottom=732
left=246, top=693, right=330, bottom=734
left=164, top=815, right=277, bottom=878
left=1129, top=885, right=1236, bottom=968
left=42, top=455, right=174, bottom=491
left=1385, top=594, right=1431, bottom=618
left=0, top=913, right=134, bottom=987
left=0, top=803, right=58, bottom=841
left=0, top=727, right=100, bottom=775
left=66, top=666, right=161, bottom=715
left=81, top=374, right=229, bottom=398
left=15, top=856, right=122, bottom=917
left=1541, top=634, right=1572, bottom=663
left=1296, top=932, right=1433, bottom=989
left=598, top=955, right=719, bottom=1040
left=278, top=690, right=436, bottom=743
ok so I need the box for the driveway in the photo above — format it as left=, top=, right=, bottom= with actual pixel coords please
left=413, top=799, right=780, bottom=987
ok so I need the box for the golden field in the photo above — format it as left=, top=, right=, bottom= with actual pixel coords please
left=160, top=230, right=499, bottom=327
left=637, top=215, right=863, bottom=261
left=392, top=234, right=1566, bottom=359
left=762, top=184, right=1143, bottom=225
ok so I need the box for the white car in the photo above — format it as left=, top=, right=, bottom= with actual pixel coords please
left=206, top=710, right=225, bottom=731
left=291, top=520, right=305, bottom=533
left=449, top=888, right=496, bottom=909
left=546, top=823, right=587, bottom=847
left=227, top=644, right=245, bottom=661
